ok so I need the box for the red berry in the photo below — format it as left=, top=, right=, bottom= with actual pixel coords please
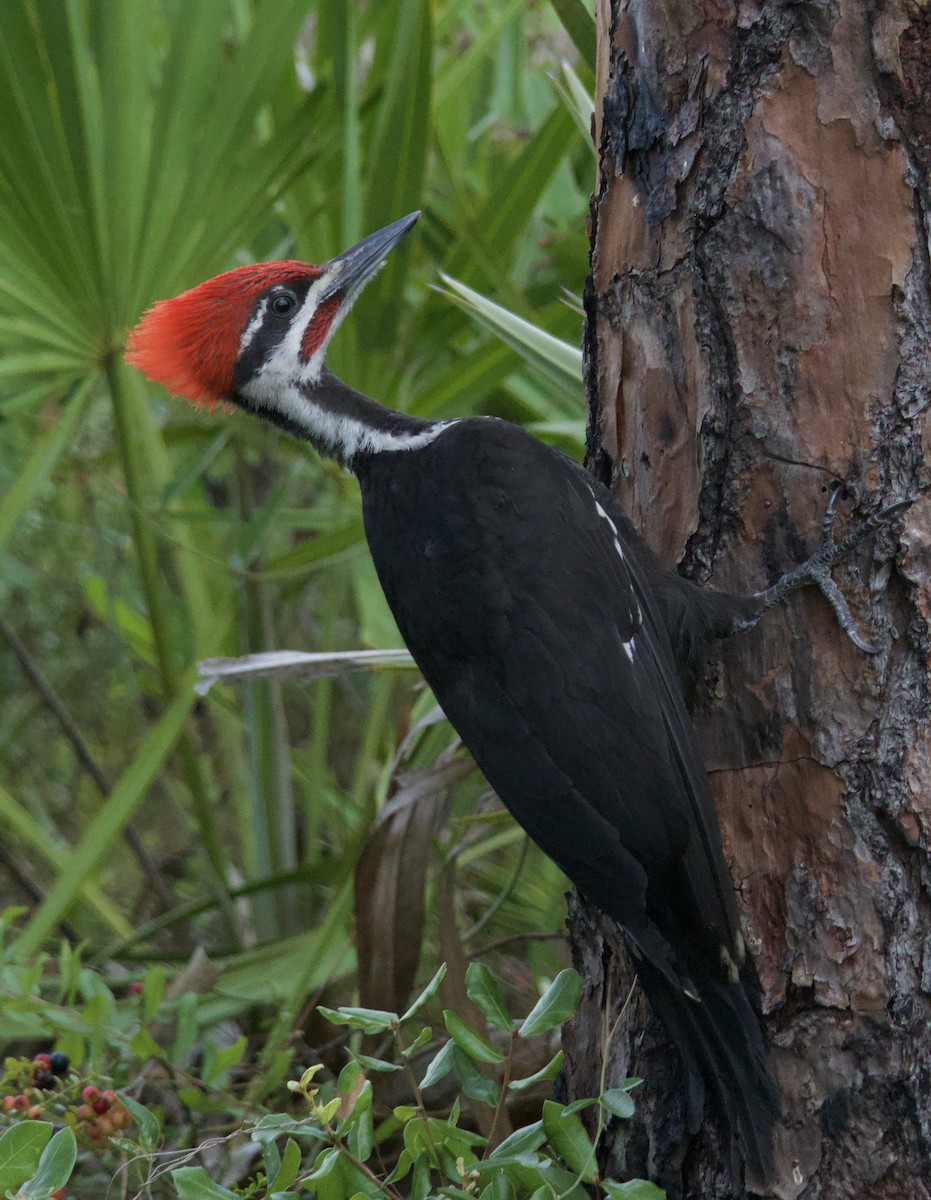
left=33, top=1053, right=52, bottom=1067
left=81, top=1085, right=99, bottom=1102
left=13, top=1096, right=28, bottom=1112
left=91, top=1097, right=109, bottom=1115
left=75, top=1104, right=93, bottom=1121
left=102, top=1089, right=117, bottom=1104
left=27, top=1105, right=42, bottom=1119
left=127, top=981, right=144, bottom=996
left=1, top=1096, right=14, bottom=1112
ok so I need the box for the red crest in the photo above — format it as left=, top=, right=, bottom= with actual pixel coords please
left=126, top=262, right=319, bottom=407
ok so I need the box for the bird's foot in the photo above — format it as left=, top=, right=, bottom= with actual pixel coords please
left=751, top=483, right=913, bottom=654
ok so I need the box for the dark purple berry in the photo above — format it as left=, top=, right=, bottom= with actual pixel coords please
left=49, top=1052, right=69, bottom=1076
left=34, top=1070, right=55, bottom=1089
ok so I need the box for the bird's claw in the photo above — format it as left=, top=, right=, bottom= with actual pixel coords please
left=753, top=483, right=914, bottom=653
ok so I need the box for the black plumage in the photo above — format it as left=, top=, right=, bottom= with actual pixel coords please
left=356, top=416, right=777, bottom=1185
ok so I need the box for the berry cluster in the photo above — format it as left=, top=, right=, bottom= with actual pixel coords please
left=71, top=1086, right=132, bottom=1142
left=1, top=1051, right=133, bottom=1149
left=1, top=1051, right=70, bottom=1117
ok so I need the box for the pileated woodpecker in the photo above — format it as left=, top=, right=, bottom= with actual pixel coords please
left=127, top=213, right=906, bottom=1190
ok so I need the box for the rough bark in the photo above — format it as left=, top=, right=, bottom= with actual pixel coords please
left=565, top=3, right=931, bottom=1198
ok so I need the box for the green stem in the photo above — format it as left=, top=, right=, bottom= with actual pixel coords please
left=105, top=355, right=236, bottom=941
left=482, top=1029, right=516, bottom=1157
left=393, top=1021, right=448, bottom=1183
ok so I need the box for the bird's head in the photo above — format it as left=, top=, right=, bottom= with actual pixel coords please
left=126, top=212, right=420, bottom=414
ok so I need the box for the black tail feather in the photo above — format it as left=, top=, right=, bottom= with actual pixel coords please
left=636, top=955, right=778, bottom=1192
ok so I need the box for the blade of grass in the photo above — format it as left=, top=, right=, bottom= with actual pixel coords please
left=0, top=378, right=92, bottom=551
left=13, top=675, right=199, bottom=960
left=0, top=782, right=132, bottom=938
left=548, top=0, right=597, bottom=72
left=437, top=274, right=583, bottom=399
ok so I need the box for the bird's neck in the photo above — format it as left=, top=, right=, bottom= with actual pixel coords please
left=237, top=367, right=447, bottom=468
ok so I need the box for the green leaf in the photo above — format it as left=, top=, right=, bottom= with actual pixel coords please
left=479, top=1173, right=515, bottom=1200
left=602, top=1181, right=667, bottom=1200
left=0, top=1122, right=52, bottom=1193
left=118, top=1093, right=161, bottom=1145
left=267, top=1138, right=301, bottom=1194
left=541, top=1101, right=596, bottom=1183
left=170, top=1167, right=239, bottom=1199
left=443, top=1011, right=504, bottom=1064
left=466, top=963, right=515, bottom=1032
left=488, top=1119, right=546, bottom=1159
left=548, top=0, right=597, bottom=71
left=401, top=963, right=447, bottom=1022
left=15, top=1127, right=77, bottom=1199
left=304, top=1146, right=340, bottom=1182
left=348, top=1051, right=402, bottom=1074
left=317, top=1005, right=397, bottom=1035
left=508, top=1050, right=565, bottom=1091
left=518, top=970, right=583, bottom=1038
left=420, top=1039, right=457, bottom=1090
left=452, top=1046, right=499, bottom=1108
left=438, top=275, right=583, bottom=402
left=0, top=380, right=91, bottom=551
left=601, top=1088, right=636, bottom=1119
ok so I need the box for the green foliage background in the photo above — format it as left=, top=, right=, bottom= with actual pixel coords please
left=0, top=1, right=644, bottom=1194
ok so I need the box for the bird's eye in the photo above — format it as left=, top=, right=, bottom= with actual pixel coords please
left=270, top=291, right=297, bottom=317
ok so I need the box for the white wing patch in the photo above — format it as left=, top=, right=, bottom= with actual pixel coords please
left=623, top=637, right=636, bottom=663
left=594, top=500, right=619, bottom=536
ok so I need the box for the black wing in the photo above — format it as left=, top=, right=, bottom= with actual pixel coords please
left=357, top=417, right=742, bottom=989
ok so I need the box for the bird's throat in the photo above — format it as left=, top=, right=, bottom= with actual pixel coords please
left=236, top=368, right=448, bottom=468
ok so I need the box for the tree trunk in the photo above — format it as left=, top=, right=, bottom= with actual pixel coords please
left=564, top=3, right=931, bottom=1198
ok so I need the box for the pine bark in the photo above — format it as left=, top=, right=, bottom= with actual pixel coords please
left=564, top=3, right=931, bottom=1198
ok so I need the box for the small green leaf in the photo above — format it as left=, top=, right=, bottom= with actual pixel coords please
left=508, top=1050, right=564, bottom=1091
left=170, top=1166, right=240, bottom=1198
left=405, top=1026, right=433, bottom=1055
left=541, top=1100, right=596, bottom=1182
left=563, top=1096, right=599, bottom=1115
left=267, top=1138, right=301, bottom=1194
left=488, top=1119, right=546, bottom=1159
left=348, top=1051, right=402, bottom=1073
left=602, top=1180, right=666, bottom=1200
left=452, top=1046, right=499, bottom=1107
left=401, top=963, right=447, bottom=1022
left=479, top=1172, right=515, bottom=1200
left=466, top=963, right=515, bottom=1032
left=385, top=1147, right=413, bottom=1185
left=443, top=1011, right=504, bottom=1063
left=601, top=1088, right=636, bottom=1119
left=304, top=1146, right=340, bottom=1182
left=118, top=1093, right=161, bottom=1144
left=317, top=1005, right=397, bottom=1034
left=518, top=970, right=582, bottom=1038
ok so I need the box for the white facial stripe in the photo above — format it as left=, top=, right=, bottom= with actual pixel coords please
left=238, top=298, right=268, bottom=356
left=240, top=377, right=453, bottom=463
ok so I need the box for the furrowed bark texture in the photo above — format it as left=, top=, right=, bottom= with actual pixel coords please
left=565, top=3, right=931, bottom=1198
